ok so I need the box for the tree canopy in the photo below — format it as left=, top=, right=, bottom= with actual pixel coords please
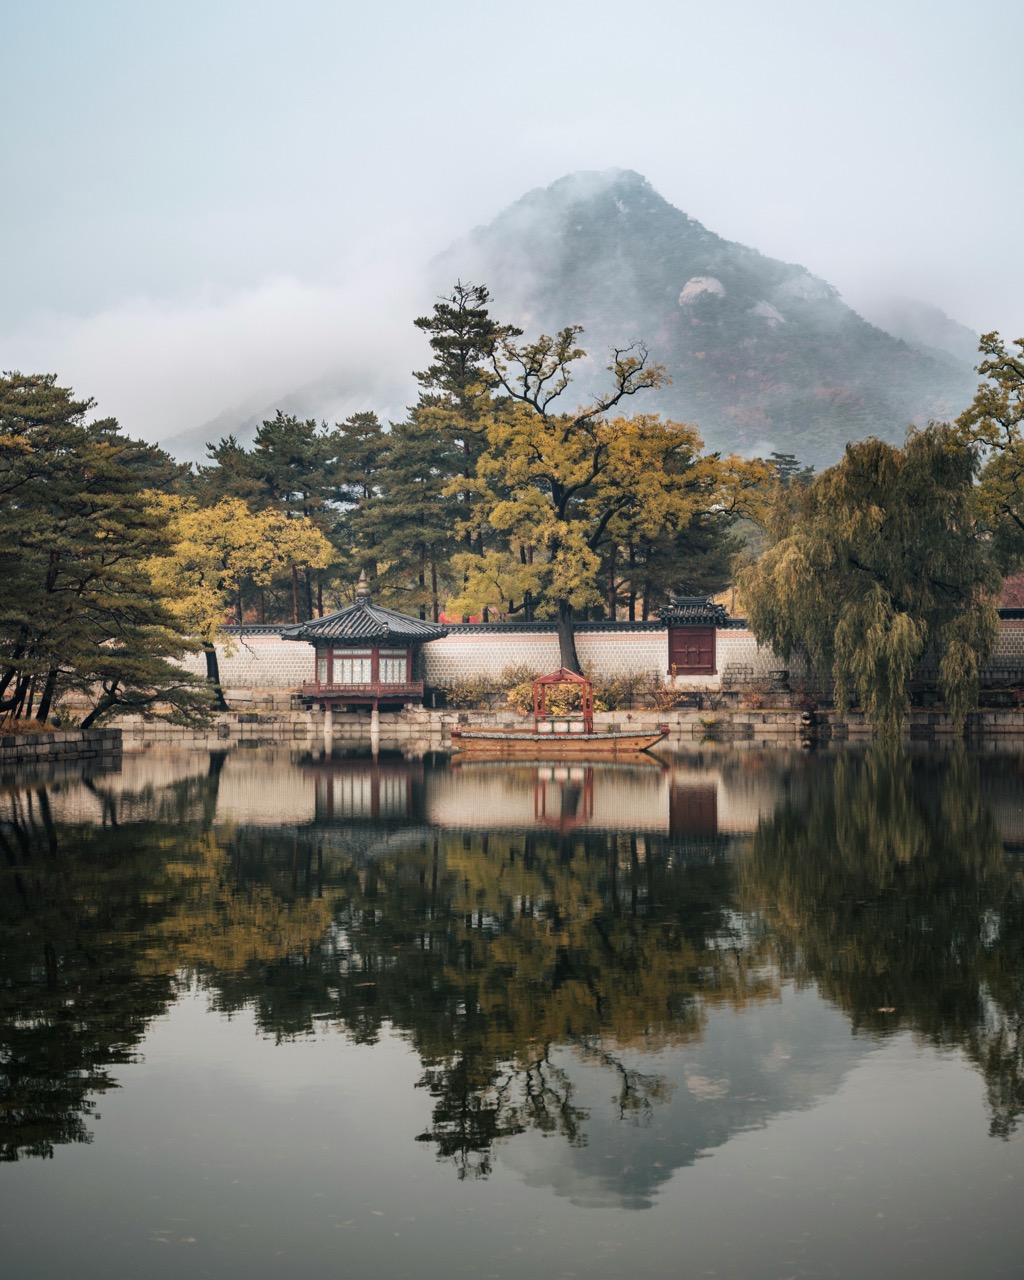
left=953, top=331, right=1024, bottom=569
left=437, top=315, right=767, bottom=667
left=0, top=373, right=209, bottom=727
left=737, top=425, right=1000, bottom=739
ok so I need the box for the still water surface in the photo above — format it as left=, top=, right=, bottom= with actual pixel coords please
left=1, top=746, right=1022, bottom=1278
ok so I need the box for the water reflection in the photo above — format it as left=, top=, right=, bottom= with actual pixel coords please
left=742, top=749, right=1024, bottom=1140
left=1, top=746, right=1022, bottom=1196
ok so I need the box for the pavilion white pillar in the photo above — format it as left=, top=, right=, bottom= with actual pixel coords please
left=323, top=704, right=333, bottom=758
left=370, top=700, right=380, bottom=758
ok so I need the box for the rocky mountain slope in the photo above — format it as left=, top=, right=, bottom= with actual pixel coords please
left=163, top=170, right=980, bottom=470
left=436, top=170, right=978, bottom=468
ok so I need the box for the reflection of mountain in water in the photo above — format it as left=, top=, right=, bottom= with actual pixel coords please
left=503, top=988, right=868, bottom=1209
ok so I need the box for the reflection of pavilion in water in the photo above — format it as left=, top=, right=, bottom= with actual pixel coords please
left=419, top=759, right=779, bottom=841
left=301, top=755, right=786, bottom=862
left=33, top=746, right=1024, bottom=853
left=312, top=757, right=424, bottom=824
left=25, top=748, right=788, bottom=849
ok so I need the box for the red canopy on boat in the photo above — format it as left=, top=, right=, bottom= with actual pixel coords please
left=532, top=668, right=594, bottom=733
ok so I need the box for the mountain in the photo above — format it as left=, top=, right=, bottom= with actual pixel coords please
left=157, top=367, right=414, bottom=466
left=435, top=170, right=978, bottom=469
left=158, top=170, right=981, bottom=471
left=852, top=294, right=981, bottom=368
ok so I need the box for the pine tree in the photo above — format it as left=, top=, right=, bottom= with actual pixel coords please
left=0, top=373, right=210, bottom=726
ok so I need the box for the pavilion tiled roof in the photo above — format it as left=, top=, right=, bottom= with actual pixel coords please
left=282, top=574, right=447, bottom=645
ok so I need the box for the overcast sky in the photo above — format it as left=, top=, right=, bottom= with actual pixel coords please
left=2, top=0, right=1020, bottom=447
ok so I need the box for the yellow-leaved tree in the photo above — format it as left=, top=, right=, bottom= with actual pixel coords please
left=147, top=496, right=333, bottom=708
left=445, top=328, right=770, bottom=669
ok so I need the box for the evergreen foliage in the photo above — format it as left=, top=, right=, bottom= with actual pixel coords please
left=0, top=373, right=210, bottom=726
left=172, top=285, right=752, bottom=640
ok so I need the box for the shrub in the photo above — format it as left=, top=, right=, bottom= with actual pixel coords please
left=594, top=671, right=652, bottom=710
left=0, top=716, right=51, bottom=736
left=444, top=677, right=503, bottom=710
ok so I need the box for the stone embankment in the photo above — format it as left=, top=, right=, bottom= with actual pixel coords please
left=0, top=727, right=122, bottom=777
left=21, top=681, right=1024, bottom=759
left=105, top=703, right=1024, bottom=752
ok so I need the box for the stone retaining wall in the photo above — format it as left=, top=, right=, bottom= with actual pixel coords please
left=0, top=728, right=122, bottom=774
left=107, top=705, right=1024, bottom=754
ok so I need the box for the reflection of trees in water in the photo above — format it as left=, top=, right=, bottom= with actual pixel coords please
left=0, top=790, right=182, bottom=1161
left=741, top=748, right=1024, bottom=1138
left=0, top=758, right=335, bottom=1160
left=8, top=746, right=1022, bottom=1172
left=6, top=759, right=767, bottom=1173
left=203, top=826, right=773, bottom=1177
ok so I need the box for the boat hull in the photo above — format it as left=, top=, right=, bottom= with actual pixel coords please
left=450, top=729, right=665, bottom=758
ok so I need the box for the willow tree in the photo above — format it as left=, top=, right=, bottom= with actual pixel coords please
left=737, top=425, right=1000, bottom=739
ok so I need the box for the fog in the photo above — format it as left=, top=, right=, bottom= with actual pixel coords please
left=2, top=261, right=429, bottom=459
left=2, top=0, right=1021, bottom=452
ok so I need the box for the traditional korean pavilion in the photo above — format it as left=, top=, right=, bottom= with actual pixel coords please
left=283, top=572, right=447, bottom=711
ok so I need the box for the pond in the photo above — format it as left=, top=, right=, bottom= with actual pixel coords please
left=1, top=744, right=1022, bottom=1279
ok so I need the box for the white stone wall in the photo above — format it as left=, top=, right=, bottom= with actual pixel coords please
left=986, top=620, right=1024, bottom=674
left=714, top=630, right=814, bottom=684
left=421, top=628, right=668, bottom=684
left=576, top=631, right=667, bottom=679
left=175, top=620, right=1024, bottom=694
left=423, top=631, right=561, bottom=683
left=177, top=634, right=312, bottom=689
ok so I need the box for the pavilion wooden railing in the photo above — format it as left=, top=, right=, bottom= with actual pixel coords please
left=301, top=679, right=425, bottom=699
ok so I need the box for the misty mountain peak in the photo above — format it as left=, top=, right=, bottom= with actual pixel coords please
left=168, top=173, right=981, bottom=470
left=436, top=171, right=976, bottom=466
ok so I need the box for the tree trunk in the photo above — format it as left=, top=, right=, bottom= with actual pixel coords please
left=23, top=674, right=37, bottom=720
left=556, top=599, right=582, bottom=673
left=204, top=642, right=229, bottom=711
left=606, top=546, right=617, bottom=618
left=291, top=564, right=300, bottom=624
left=81, top=680, right=120, bottom=729
left=36, top=668, right=60, bottom=724
left=11, top=674, right=31, bottom=720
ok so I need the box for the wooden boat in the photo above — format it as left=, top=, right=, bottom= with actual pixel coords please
left=449, top=667, right=665, bottom=757
left=450, top=727, right=665, bottom=757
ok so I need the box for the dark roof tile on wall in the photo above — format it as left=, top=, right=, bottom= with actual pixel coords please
left=658, top=595, right=730, bottom=626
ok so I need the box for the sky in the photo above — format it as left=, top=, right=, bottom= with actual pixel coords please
left=2, top=0, right=1021, bottom=451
